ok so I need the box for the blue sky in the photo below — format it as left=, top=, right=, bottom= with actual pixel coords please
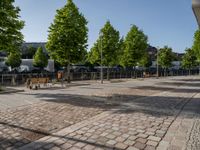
left=14, top=0, right=198, bottom=53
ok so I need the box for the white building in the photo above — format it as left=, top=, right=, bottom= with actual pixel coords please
left=0, top=59, right=55, bottom=73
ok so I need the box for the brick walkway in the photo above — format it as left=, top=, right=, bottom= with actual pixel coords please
left=0, top=76, right=200, bottom=150
left=0, top=100, right=113, bottom=149
left=19, top=89, right=197, bottom=149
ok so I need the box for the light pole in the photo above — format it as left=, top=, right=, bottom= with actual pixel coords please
left=99, top=31, right=103, bottom=84
left=157, top=47, right=159, bottom=78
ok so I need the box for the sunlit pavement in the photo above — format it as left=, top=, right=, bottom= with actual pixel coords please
left=0, top=76, right=200, bottom=150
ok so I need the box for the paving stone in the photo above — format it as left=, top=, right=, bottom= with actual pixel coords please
left=124, top=139, right=135, bottom=146
left=127, top=146, right=139, bottom=150
left=50, top=146, right=61, bottom=150
left=128, top=136, right=137, bottom=141
left=115, top=137, right=126, bottom=142
left=115, top=142, right=128, bottom=149
left=136, top=138, right=147, bottom=144
left=106, top=140, right=117, bottom=146
left=60, top=143, right=72, bottom=149
left=69, top=147, right=82, bottom=150
left=137, top=133, right=148, bottom=138
left=147, top=136, right=161, bottom=142
left=74, top=142, right=86, bottom=148
left=44, top=143, right=55, bottom=149
left=83, top=144, right=95, bottom=150
left=144, top=145, right=156, bottom=150
left=146, top=140, right=158, bottom=147
left=134, top=142, right=146, bottom=149
left=106, top=134, right=116, bottom=139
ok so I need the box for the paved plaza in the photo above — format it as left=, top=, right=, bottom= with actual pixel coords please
left=0, top=76, right=200, bottom=150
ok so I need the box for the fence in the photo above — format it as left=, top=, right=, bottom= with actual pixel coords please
left=0, top=69, right=199, bottom=86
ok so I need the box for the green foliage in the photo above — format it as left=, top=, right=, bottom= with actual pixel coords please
left=46, top=0, right=88, bottom=67
left=22, top=46, right=37, bottom=59
left=0, top=0, right=24, bottom=52
left=181, top=48, right=197, bottom=69
left=139, top=51, right=152, bottom=68
left=122, top=25, right=148, bottom=67
left=158, top=46, right=174, bottom=69
left=33, top=47, right=48, bottom=69
left=192, top=29, right=200, bottom=62
left=117, top=37, right=125, bottom=66
left=88, top=21, right=121, bottom=67
left=5, top=51, right=21, bottom=69
left=88, top=43, right=100, bottom=65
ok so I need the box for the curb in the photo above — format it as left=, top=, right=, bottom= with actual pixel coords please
left=0, top=89, right=25, bottom=94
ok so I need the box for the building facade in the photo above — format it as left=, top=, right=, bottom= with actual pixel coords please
left=192, top=0, right=200, bottom=26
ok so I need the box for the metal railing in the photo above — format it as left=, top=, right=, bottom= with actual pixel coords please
left=0, top=69, right=199, bottom=86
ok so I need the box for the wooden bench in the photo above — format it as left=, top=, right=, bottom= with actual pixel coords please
left=143, top=72, right=150, bottom=78
left=26, top=77, right=49, bottom=89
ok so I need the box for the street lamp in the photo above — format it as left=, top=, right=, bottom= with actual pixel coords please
left=156, top=47, right=160, bottom=78
left=99, top=31, right=103, bottom=84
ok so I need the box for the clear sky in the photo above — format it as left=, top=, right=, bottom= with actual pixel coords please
left=14, top=0, right=198, bottom=53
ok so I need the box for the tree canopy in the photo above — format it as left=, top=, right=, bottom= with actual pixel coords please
left=46, top=0, right=88, bottom=67
left=139, top=51, right=152, bottom=68
left=33, top=47, right=48, bottom=69
left=0, top=0, right=24, bottom=53
left=121, top=25, right=148, bottom=67
left=181, top=48, right=197, bottom=70
left=158, top=46, right=174, bottom=69
left=5, top=51, right=21, bottom=69
left=88, top=21, right=121, bottom=67
left=22, top=46, right=37, bottom=59
left=192, top=29, right=200, bottom=63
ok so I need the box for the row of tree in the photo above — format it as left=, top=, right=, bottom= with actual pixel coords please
left=46, top=0, right=152, bottom=81
left=1, top=0, right=200, bottom=80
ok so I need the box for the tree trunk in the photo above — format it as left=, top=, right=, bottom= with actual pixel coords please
left=107, top=67, right=110, bottom=81
left=199, top=66, right=200, bottom=76
left=12, top=69, right=16, bottom=86
left=67, top=64, right=71, bottom=83
left=164, top=68, right=166, bottom=77
left=133, top=66, right=136, bottom=78
left=189, top=69, right=191, bottom=76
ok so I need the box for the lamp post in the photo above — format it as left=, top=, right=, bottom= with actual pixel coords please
left=99, top=31, right=103, bottom=84
left=157, top=47, right=159, bottom=78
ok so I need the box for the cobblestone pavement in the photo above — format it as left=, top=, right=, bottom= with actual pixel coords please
left=0, top=80, right=161, bottom=149
left=186, top=119, right=200, bottom=150
left=18, top=77, right=200, bottom=150
left=1, top=76, right=200, bottom=150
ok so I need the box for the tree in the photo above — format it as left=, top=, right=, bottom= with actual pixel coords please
left=117, top=37, right=125, bottom=66
left=5, top=51, right=21, bottom=70
left=22, top=46, right=37, bottom=59
left=122, top=25, right=148, bottom=77
left=0, top=0, right=24, bottom=53
left=33, top=47, right=48, bottom=70
left=46, top=0, right=88, bottom=83
left=182, top=48, right=197, bottom=75
left=139, top=51, right=152, bottom=69
left=88, top=21, right=121, bottom=80
left=5, top=51, right=21, bottom=85
left=157, top=46, right=174, bottom=76
left=192, top=29, right=200, bottom=74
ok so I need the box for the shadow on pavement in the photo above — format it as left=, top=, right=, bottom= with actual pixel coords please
left=0, top=121, right=124, bottom=150
left=157, top=81, right=200, bottom=87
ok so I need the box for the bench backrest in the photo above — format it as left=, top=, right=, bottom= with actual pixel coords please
left=30, top=78, right=49, bottom=84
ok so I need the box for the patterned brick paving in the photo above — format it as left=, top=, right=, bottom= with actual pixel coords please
left=0, top=77, right=199, bottom=150
left=0, top=100, right=113, bottom=149
left=19, top=90, right=195, bottom=150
